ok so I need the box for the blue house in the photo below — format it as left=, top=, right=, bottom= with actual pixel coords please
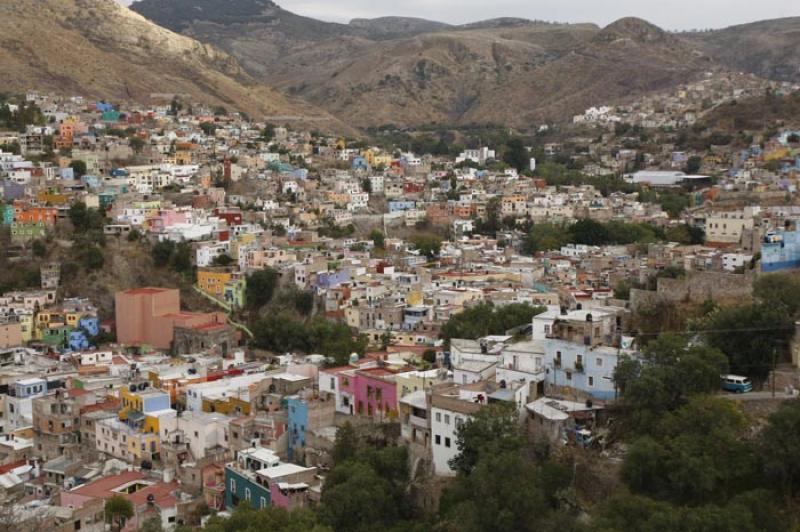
left=352, top=156, right=368, bottom=171
left=389, top=200, right=417, bottom=213
left=79, top=316, right=100, bottom=337
left=2, top=181, right=25, bottom=201
left=225, top=447, right=279, bottom=510
left=68, top=331, right=90, bottom=351
left=286, top=396, right=308, bottom=461
left=315, top=269, right=350, bottom=290
left=543, top=338, right=627, bottom=401
left=762, top=228, right=800, bottom=272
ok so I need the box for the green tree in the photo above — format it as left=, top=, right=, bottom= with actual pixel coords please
left=332, top=421, right=359, bottom=464
left=410, top=233, right=442, bottom=259
left=69, top=159, right=87, bottom=177
left=129, top=136, right=146, bottom=153
left=127, top=228, right=141, bottom=242
left=151, top=240, right=175, bottom=268
left=449, top=402, right=522, bottom=476
left=369, top=229, right=385, bottom=249
left=262, top=123, right=276, bottom=142
left=104, top=495, right=133, bottom=532
left=760, top=399, right=800, bottom=497
left=32, top=239, right=47, bottom=258
left=522, top=223, right=570, bottom=254
left=68, top=201, right=89, bottom=230
left=211, top=254, right=234, bottom=267
left=704, top=303, right=793, bottom=382
left=684, top=155, right=702, bottom=174
left=753, top=273, right=800, bottom=316
left=616, top=334, right=728, bottom=435
left=82, top=245, right=105, bottom=271
left=441, top=303, right=545, bottom=344
left=622, top=396, right=756, bottom=505
left=171, top=242, right=192, bottom=273
left=320, top=462, right=398, bottom=532
left=199, top=122, right=217, bottom=136
left=202, top=504, right=330, bottom=532
left=502, top=137, right=529, bottom=172
left=569, top=218, right=611, bottom=246
left=246, top=267, right=280, bottom=311
left=138, top=516, right=164, bottom=532
left=614, top=280, right=632, bottom=300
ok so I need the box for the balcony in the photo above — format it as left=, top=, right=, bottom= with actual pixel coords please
left=574, top=361, right=585, bottom=373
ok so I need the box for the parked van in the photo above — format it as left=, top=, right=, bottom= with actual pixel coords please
left=721, top=374, right=752, bottom=393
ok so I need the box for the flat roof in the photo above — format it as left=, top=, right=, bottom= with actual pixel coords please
left=258, top=463, right=313, bottom=479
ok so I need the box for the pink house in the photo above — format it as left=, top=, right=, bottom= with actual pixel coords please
left=350, top=367, right=406, bottom=420
left=148, top=209, right=188, bottom=232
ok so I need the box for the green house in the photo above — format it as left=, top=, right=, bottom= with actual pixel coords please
left=11, top=222, right=46, bottom=242
left=223, top=278, right=247, bottom=310
left=41, top=325, right=72, bottom=347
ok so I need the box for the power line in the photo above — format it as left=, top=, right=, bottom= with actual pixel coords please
left=634, top=326, right=795, bottom=337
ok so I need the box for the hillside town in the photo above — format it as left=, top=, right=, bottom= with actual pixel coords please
left=2, top=83, right=800, bottom=532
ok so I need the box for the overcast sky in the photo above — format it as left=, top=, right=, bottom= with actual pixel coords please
left=121, top=0, right=800, bottom=30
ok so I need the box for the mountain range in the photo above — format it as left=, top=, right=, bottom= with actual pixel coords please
left=0, top=0, right=346, bottom=130
left=2, top=0, right=799, bottom=132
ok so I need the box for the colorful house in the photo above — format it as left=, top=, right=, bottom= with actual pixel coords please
left=223, top=278, right=247, bottom=310
left=0, top=204, right=13, bottom=225
left=10, top=222, right=46, bottom=242
left=225, top=447, right=279, bottom=510
left=197, top=269, right=233, bottom=299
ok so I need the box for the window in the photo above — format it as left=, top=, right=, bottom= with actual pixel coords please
left=444, top=414, right=450, bottom=425
left=435, top=412, right=441, bottom=422
left=588, top=376, right=594, bottom=387
left=544, top=324, right=550, bottom=334
left=230, top=479, right=236, bottom=493
left=435, top=435, right=441, bottom=445
left=566, top=371, right=572, bottom=381
left=245, top=488, right=251, bottom=501
left=330, top=377, right=335, bottom=389
left=260, top=497, right=268, bottom=509
left=445, top=437, right=451, bottom=448
left=596, top=357, right=603, bottom=367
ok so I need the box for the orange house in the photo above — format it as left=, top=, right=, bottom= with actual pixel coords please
left=15, top=207, right=57, bottom=225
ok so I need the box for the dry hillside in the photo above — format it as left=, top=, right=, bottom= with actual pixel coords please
left=0, top=0, right=345, bottom=130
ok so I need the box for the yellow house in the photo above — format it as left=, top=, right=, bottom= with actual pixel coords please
left=18, top=313, right=33, bottom=342
left=127, top=431, right=160, bottom=460
left=174, top=150, right=194, bottom=165
left=202, top=395, right=251, bottom=416
left=197, top=269, right=233, bottom=298
left=372, top=154, right=393, bottom=167
left=65, top=311, right=84, bottom=329
left=395, top=369, right=440, bottom=410
left=36, top=192, right=70, bottom=206
left=406, top=290, right=424, bottom=306
left=230, top=233, right=257, bottom=261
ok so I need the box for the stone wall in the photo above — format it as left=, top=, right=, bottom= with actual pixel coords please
left=631, top=270, right=755, bottom=310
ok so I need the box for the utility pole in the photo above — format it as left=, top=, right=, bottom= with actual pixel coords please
left=772, top=344, right=777, bottom=398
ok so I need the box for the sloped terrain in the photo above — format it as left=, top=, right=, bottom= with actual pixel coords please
left=0, top=0, right=342, bottom=129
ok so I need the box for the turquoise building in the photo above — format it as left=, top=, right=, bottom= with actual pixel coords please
left=224, top=447, right=277, bottom=510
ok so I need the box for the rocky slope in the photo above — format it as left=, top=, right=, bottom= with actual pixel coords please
left=265, top=17, right=712, bottom=128
left=131, top=0, right=719, bottom=128
left=0, top=0, right=343, bottom=129
left=688, top=17, right=800, bottom=82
